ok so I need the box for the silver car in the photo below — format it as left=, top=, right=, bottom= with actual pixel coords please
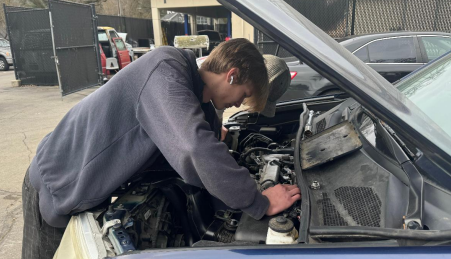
left=0, top=38, right=13, bottom=71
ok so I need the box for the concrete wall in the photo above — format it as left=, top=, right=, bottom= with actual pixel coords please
left=150, top=0, right=255, bottom=46
left=232, top=13, right=254, bottom=42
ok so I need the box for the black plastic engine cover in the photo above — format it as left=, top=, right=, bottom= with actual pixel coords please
left=234, top=213, right=272, bottom=243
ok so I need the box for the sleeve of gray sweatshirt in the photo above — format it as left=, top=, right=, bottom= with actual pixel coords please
left=136, top=59, right=269, bottom=220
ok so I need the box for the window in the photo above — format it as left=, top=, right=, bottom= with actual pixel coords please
left=354, top=46, right=369, bottom=62
left=198, top=31, right=220, bottom=41
left=98, top=31, right=108, bottom=42
left=397, top=53, right=451, bottom=137
left=197, top=16, right=210, bottom=25
left=368, top=37, right=417, bottom=63
left=420, top=36, right=451, bottom=62
left=109, top=30, right=119, bottom=39
left=114, top=38, right=126, bottom=51
left=0, top=39, right=9, bottom=47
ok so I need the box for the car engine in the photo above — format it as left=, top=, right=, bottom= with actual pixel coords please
left=95, top=97, right=434, bottom=253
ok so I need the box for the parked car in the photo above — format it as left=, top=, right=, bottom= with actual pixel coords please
left=280, top=31, right=451, bottom=101
left=54, top=0, right=451, bottom=258
left=97, top=26, right=131, bottom=74
left=0, top=38, right=13, bottom=71
left=198, top=31, right=451, bottom=102
left=198, top=29, right=223, bottom=55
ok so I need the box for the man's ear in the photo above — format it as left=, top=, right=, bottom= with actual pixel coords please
left=226, top=68, right=239, bottom=85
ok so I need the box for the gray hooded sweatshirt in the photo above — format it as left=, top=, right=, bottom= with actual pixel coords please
left=29, top=46, right=269, bottom=228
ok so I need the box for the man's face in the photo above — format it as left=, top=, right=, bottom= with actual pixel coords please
left=211, top=79, right=254, bottom=110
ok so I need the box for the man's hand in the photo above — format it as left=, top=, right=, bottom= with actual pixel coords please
left=221, top=126, right=228, bottom=141
left=262, top=184, right=301, bottom=216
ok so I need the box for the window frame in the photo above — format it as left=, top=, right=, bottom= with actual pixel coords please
left=418, top=35, right=451, bottom=63
left=109, top=30, right=120, bottom=40
left=352, top=35, right=423, bottom=65
left=113, top=38, right=127, bottom=51
left=353, top=45, right=369, bottom=62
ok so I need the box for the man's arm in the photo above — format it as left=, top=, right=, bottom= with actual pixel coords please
left=136, top=59, right=269, bottom=219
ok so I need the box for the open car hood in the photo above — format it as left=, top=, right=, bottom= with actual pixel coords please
left=219, top=0, right=451, bottom=171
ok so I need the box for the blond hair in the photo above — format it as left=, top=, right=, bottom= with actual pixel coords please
left=199, top=38, right=269, bottom=112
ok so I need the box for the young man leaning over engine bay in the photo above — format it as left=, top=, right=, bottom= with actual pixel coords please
left=21, top=38, right=301, bottom=258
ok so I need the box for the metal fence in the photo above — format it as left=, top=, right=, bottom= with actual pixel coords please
left=97, top=15, right=153, bottom=47
left=48, top=0, right=102, bottom=96
left=3, top=5, right=58, bottom=85
left=257, top=0, right=451, bottom=56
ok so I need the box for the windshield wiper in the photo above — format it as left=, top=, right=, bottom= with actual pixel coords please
left=380, top=121, right=416, bottom=160
left=380, top=121, right=424, bottom=230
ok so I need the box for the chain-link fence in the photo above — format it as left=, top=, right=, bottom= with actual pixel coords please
left=4, top=5, right=58, bottom=85
left=257, top=0, right=451, bottom=56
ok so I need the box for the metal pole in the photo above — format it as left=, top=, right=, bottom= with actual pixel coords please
left=227, top=11, right=232, bottom=38
left=3, top=4, right=19, bottom=80
left=345, top=0, right=350, bottom=37
left=91, top=4, right=102, bottom=85
left=433, top=0, right=440, bottom=31
left=48, top=5, right=63, bottom=95
left=184, top=14, right=189, bottom=35
left=350, top=0, right=357, bottom=35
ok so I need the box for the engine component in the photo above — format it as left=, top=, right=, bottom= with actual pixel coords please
left=260, top=160, right=280, bottom=189
left=203, top=210, right=240, bottom=243
left=235, top=213, right=272, bottom=243
left=301, top=121, right=362, bottom=170
left=266, top=217, right=299, bottom=244
left=304, top=110, right=315, bottom=137
left=108, top=224, right=136, bottom=254
left=310, top=181, right=321, bottom=190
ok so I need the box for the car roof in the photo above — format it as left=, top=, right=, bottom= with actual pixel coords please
left=339, top=31, right=451, bottom=52
left=98, top=26, right=115, bottom=30
left=198, top=30, right=219, bottom=33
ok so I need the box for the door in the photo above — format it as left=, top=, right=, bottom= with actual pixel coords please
left=99, top=44, right=107, bottom=75
left=112, top=38, right=131, bottom=69
left=364, top=37, right=423, bottom=83
left=48, top=0, right=102, bottom=95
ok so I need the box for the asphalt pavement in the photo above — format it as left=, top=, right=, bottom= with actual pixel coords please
left=0, top=70, right=99, bottom=259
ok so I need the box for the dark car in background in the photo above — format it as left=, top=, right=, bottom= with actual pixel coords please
left=198, top=29, right=223, bottom=55
left=279, top=31, right=451, bottom=101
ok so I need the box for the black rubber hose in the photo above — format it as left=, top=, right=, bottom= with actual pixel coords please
left=241, top=147, right=276, bottom=158
left=159, top=186, right=194, bottom=246
left=295, top=103, right=310, bottom=243
left=310, top=226, right=451, bottom=241
left=240, top=147, right=294, bottom=161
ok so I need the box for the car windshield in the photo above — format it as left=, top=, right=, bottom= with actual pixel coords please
left=98, top=30, right=108, bottom=42
left=397, top=52, right=451, bottom=137
left=0, top=39, right=10, bottom=47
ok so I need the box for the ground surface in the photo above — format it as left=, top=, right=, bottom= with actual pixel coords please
left=0, top=70, right=242, bottom=258
left=0, top=71, right=98, bottom=259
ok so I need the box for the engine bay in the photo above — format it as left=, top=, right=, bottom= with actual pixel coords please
left=90, top=97, right=451, bottom=255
